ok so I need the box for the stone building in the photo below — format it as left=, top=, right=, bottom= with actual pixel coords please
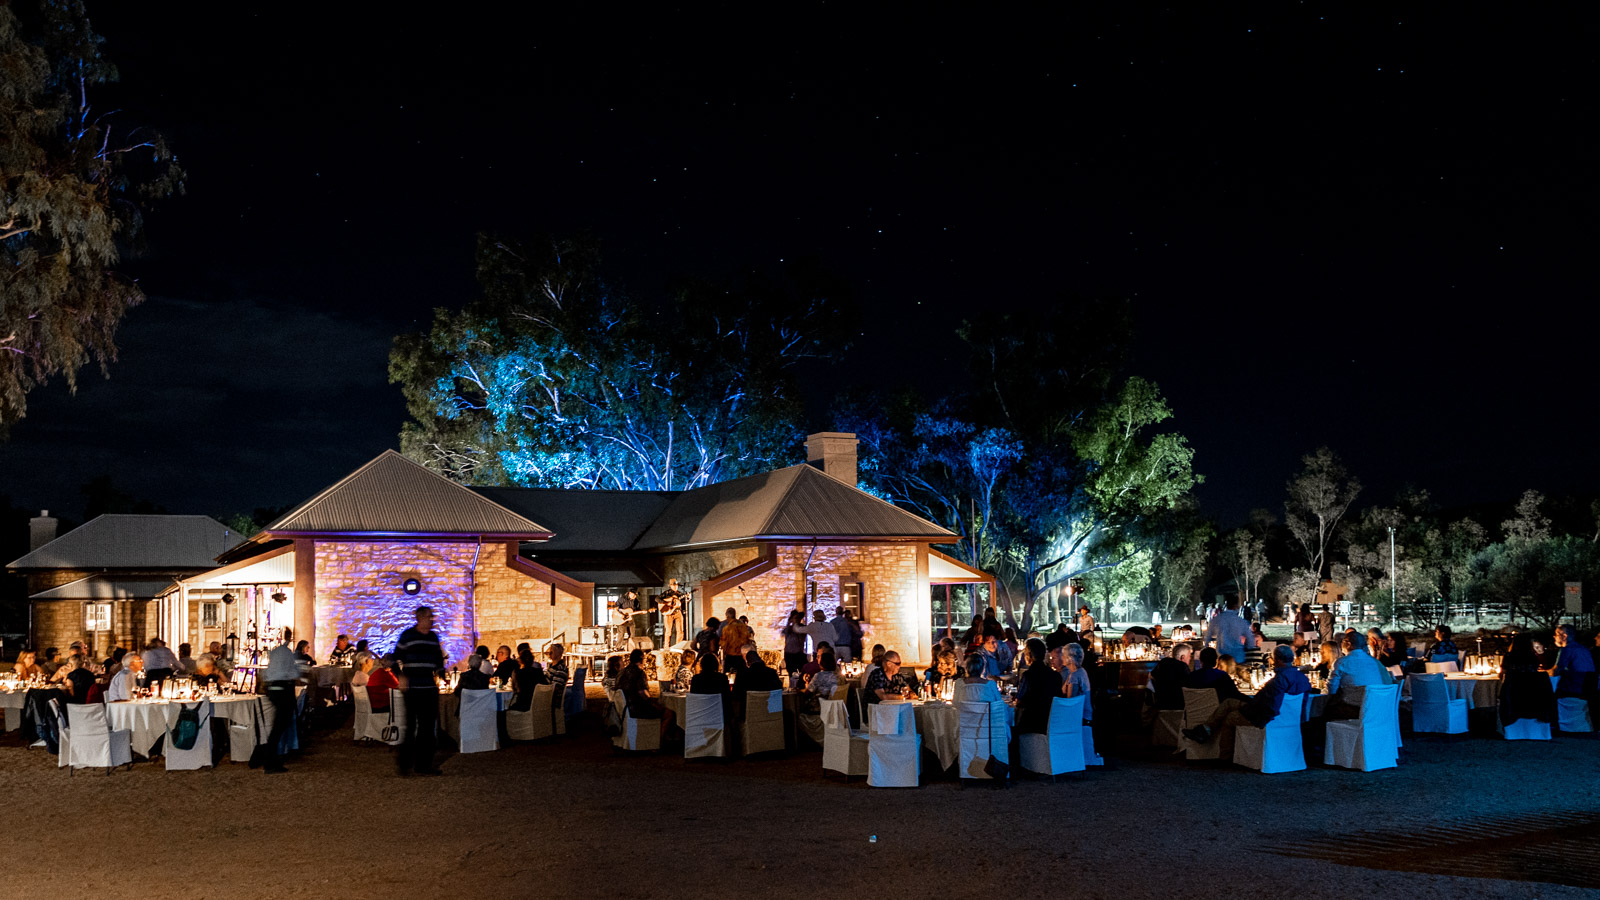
left=6, top=513, right=241, bottom=656
left=178, top=433, right=994, bottom=667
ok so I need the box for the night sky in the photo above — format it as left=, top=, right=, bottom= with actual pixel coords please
left=1, top=3, right=1593, bottom=527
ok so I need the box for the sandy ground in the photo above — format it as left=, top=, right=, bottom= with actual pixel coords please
left=3, top=703, right=1599, bottom=900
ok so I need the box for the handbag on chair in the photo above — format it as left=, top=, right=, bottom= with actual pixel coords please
left=380, top=702, right=400, bottom=744
left=982, top=704, right=1009, bottom=780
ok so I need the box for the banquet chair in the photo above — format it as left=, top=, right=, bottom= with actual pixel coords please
left=1556, top=697, right=1593, bottom=734
left=562, top=667, right=587, bottom=723
left=742, top=689, right=786, bottom=756
left=684, top=692, right=727, bottom=759
left=820, top=698, right=869, bottom=780
left=1499, top=715, right=1552, bottom=741
left=352, top=686, right=379, bottom=742
left=1018, top=695, right=1086, bottom=781
left=507, top=684, right=555, bottom=741
left=1151, top=708, right=1185, bottom=748
left=1233, top=693, right=1305, bottom=773
left=63, top=702, right=134, bottom=775
left=1325, top=683, right=1400, bottom=771
left=164, top=699, right=215, bottom=771
left=50, top=699, right=71, bottom=768
left=607, top=689, right=661, bottom=752
left=1408, top=674, right=1467, bottom=734
left=867, top=702, right=921, bottom=787
left=1180, top=688, right=1224, bottom=761
left=457, top=689, right=501, bottom=753
left=552, top=684, right=566, bottom=736
left=957, top=699, right=1010, bottom=781
left=1424, top=660, right=1460, bottom=674
left=385, top=689, right=408, bottom=747
left=1082, top=711, right=1103, bottom=766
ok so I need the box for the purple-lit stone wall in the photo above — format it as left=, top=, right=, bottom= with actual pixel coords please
left=314, top=541, right=484, bottom=667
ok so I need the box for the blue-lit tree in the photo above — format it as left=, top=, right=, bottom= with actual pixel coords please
left=390, top=235, right=853, bottom=489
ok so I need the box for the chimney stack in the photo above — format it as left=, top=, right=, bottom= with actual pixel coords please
left=29, top=510, right=58, bottom=551
left=805, top=432, right=859, bottom=487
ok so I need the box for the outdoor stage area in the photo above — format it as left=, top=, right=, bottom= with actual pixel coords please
left=1, top=710, right=1597, bottom=899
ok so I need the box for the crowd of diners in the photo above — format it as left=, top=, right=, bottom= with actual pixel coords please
left=8, top=637, right=238, bottom=704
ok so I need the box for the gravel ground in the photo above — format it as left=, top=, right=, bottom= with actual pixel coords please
left=3, top=705, right=1598, bottom=900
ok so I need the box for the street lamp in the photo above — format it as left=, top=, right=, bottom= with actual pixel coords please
left=1388, top=525, right=1398, bottom=629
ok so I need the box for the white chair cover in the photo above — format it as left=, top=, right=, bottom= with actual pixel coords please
left=352, top=685, right=376, bottom=741
left=821, top=698, right=868, bottom=777
left=1409, top=674, right=1468, bottom=734
left=1325, top=683, right=1399, bottom=771
left=455, top=689, right=500, bottom=753
left=386, top=689, right=408, bottom=747
left=1501, top=717, right=1552, bottom=740
left=1233, top=693, right=1305, bottom=773
left=1019, top=695, right=1086, bottom=779
left=957, top=699, right=1010, bottom=780
left=164, top=699, right=215, bottom=770
left=65, top=703, right=133, bottom=773
left=51, top=699, right=71, bottom=768
left=1181, top=688, right=1223, bottom=760
left=1557, top=697, right=1593, bottom=733
left=685, top=693, right=726, bottom=758
left=742, top=689, right=786, bottom=755
left=1151, top=709, right=1184, bottom=747
left=552, top=684, right=567, bottom=735
left=1082, top=710, right=1103, bottom=766
left=562, top=667, right=587, bottom=721
left=867, top=703, right=920, bottom=787
left=1424, top=660, right=1460, bottom=674
left=507, top=684, right=554, bottom=741
left=607, top=689, right=661, bottom=751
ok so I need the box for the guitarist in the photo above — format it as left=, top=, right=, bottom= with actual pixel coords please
left=659, top=578, right=688, bottom=647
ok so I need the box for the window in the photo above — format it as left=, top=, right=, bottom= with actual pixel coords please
left=840, top=580, right=866, bottom=621
left=202, top=602, right=220, bottom=628
left=85, top=603, right=111, bottom=632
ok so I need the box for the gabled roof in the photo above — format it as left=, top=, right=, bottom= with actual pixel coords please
left=31, top=575, right=181, bottom=601
left=6, top=515, right=241, bottom=571
left=632, top=464, right=955, bottom=551
left=473, top=487, right=674, bottom=553
left=263, top=450, right=552, bottom=538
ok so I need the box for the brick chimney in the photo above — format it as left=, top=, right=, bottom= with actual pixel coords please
left=29, top=510, right=58, bottom=551
left=805, top=432, right=859, bottom=486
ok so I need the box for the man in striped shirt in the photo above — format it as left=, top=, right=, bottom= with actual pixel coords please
left=395, top=606, right=445, bottom=776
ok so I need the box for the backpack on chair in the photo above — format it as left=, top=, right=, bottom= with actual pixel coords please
left=171, top=702, right=207, bottom=751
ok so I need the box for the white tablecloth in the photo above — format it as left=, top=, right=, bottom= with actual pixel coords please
left=907, top=700, right=1016, bottom=771
left=1441, top=675, right=1500, bottom=709
left=1, top=689, right=26, bottom=731
left=106, top=694, right=280, bottom=758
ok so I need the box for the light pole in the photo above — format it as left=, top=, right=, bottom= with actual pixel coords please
left=1388, top=525, right=1398, bottom=629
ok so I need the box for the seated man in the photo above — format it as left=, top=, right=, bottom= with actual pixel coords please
left=864, top=650, right=910, bottom=704
left=1426, top=625, right=1458, bottom=663
left=1122, top=625, right=1153, bottom=644
left=737, top=647, right=783, bottom=694
left=1187, top=647, right=1246, bottom=704
left=459, top=654, right=492, bottom=691
left=107, top=650, right=144, bottom=701
left=175, top=643, right=197, bottom=675
left=1547, top=624, right=1596, bottom=697
left=192, top=656, right=224, bottom=689
left=617, top=648, right=675, bottom=732
left=1015, top=639, right=1063, bottom=734
left=1151, top=643, right=1193, bottom=710
left=1183, top=645, right=1312, bottom=757
left=327, top=634, right=358, bottom=667
left=1322, top=630, right=1394, bottom=719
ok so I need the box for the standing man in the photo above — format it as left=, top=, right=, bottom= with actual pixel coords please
left=251, top=628, right=301, bottom=774
left=1077, top=605, right=1096, bottom=635
left=142, top=638, right=180, bottom=687
left=395, top=606, right=445, bottom=776
left=617, top=589, right=641, bottom=650
left=659, top=578, right=688, bottom=647
left=1204, top=598, right=1252, bottom=665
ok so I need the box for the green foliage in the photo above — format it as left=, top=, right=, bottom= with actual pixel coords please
left=0, top=1, right=183, bottom=423
left=391, top=235, right=854, bottom=489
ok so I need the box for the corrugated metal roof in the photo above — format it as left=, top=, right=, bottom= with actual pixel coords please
left=6, top=515, right=242, bottom=570
left=265, top=450, right=552, bottom=536
left=30, top=575, right=180, bottom=600
left=473, top=487, right=674, bottom=552
left=632, top=464, right=955, bottom=550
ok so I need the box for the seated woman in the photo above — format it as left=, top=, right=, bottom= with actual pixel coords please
left=690, top=653, right=730, bottom=695
left=673, top=649, right=698, bottom=694
left=617, top=649, right=674, bottom=731
left=957, top=651, right=1004, bottom=704
left=1060, top=643, right=1093, bottom=724
left=365, top=656, right=399, bottom=711
left=1426, top=625, right=1459, bottom=663
left=1381, top=631, right=1414, bottom=671
left=601, top=655, right=624, bottom=692
left=510, top=647, right=549, bottom=711
left=350, top=652, right=373, bottom=686
left=459, top=654, right=492, bottom=691
left=922, top=650, right=960, bottom=688
left=806, top=650, right=840, bottom=700
left=1500, top=633, right=1556, bottom=729
left=1014, top=639, right=1063, bottom=734
left=191, top=656, right=224, bottom=689
left=294, top=640, right=317, bottom=666
left=12, top=650, right=41, bottom=680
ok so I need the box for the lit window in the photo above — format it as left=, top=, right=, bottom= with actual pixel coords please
left=85, top=603, right=111, bottom=632
left=840, top=581, right=867, bottom=621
